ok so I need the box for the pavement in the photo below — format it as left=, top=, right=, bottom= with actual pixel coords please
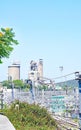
left=0, top=114, right=16, bottom=130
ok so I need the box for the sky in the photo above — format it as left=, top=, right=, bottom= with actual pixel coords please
left=0, top=0, right=81, bottom=82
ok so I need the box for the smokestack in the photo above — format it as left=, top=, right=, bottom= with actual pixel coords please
left=38, top=59, right=43, bottom=79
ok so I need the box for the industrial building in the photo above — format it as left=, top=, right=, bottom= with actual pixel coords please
left=28, top=59, right=43, bottom=81
left=8, top=62, right=20, bottom=81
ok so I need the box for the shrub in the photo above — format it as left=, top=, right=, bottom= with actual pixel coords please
left=0, top=101, right=58, bottom=130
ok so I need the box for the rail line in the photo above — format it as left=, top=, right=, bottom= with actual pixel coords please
left=53, top=115, right=79, bottom=130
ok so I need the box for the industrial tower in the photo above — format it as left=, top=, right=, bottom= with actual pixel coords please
left=28, top=59, right=43, bottom=81
left=8, top=62, right=20, bottom=81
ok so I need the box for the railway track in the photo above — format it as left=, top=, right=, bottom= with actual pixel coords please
left=53, top=115, right=79, bottom=130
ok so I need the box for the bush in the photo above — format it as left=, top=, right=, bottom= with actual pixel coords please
left=0, top=101, right=58, bottom=130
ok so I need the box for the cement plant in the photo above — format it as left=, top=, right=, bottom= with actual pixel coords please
left=0, top=59, right=80, bottom=130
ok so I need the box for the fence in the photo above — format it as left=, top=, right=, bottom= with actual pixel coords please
left=1, top=88, right=78, bottom=117
left=0, top=90, right=4, bottom=109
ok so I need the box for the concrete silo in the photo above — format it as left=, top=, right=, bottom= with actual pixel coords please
left=8, top=63, right=20, bottom=81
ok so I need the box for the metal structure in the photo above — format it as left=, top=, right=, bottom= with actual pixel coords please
left=75, top=71, right=81, bottom=130
left=28, top=59, right=43, bottom=81
left=37, top=76, right=55, bottom=89
left=8, top=76, right=14, bottom=101
left=26, top=79, right=34, bottom=101
left=0, top=90, right=4, bottom=109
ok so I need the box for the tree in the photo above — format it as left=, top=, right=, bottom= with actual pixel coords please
left=0, top=27, right=19, bottom=63
left=2, top=80, right=11, bottom=89
left=13, top=80, right=24, bottom=89
left=13, top=80, right=31, bottom=90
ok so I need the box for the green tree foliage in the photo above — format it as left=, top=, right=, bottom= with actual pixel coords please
left=38, top=85, right=48, bottom=90
left=2, top=80, right=24, bottom=89
left=0, top=27, right=19, bottom=63
left=2, top=80, right=30, bottom=90
left=2, top=80, right=11, bottom=89
left=13, top=80, right=31, bottom=90
left=13, top=80, right=24, bottom=89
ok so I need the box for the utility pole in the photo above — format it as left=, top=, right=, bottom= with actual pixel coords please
left=0, top=89, right=4, bottom=109
left=8, top=76, right=14, bottom=102
left=11, top=82, right=14, bottom=101
left=27, top=79, right=35, bottom=103
left=75, top=72, right=81, bottom=130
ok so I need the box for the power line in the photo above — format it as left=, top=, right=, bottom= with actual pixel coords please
left=41, top=71, right=81, bottom=81
left=53, top=72, right=75, bottom=80
left=53, top=71, right=81, bottom=80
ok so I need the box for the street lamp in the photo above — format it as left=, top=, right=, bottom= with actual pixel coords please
left=59, top=66, right=63, bottom=72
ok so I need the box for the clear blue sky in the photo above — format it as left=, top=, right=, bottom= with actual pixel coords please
left=0, top=0, right=81, bottom=81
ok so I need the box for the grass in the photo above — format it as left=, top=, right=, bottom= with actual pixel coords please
left=0, top=101, right=58, bottom=130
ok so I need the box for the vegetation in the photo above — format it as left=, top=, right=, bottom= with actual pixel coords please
left=57, top=79, right=78, bottom=88
left=2, top=80, right=11, bottom=89
left=2, top=80, right=30, bottom=91
left=13, top=80, right=24, bottom=89
left=0, top=27, right=19, bottom=63
left=0, top=101, right=58, bottom=130
left=38, top=85, right=48, bottom=90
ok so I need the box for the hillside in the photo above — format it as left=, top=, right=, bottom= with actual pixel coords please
left=57, top=79, right=78, bottom=88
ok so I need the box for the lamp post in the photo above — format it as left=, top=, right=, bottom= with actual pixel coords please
left=59, top=66, right=63, bottom=72
left=75, top=71, right=81, bottom=130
